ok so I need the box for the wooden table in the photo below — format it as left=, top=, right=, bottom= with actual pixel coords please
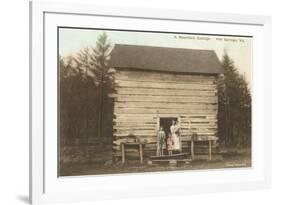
left=190, top=139, right=214, bottom=160
left=121, top=142, right=145, bottom=164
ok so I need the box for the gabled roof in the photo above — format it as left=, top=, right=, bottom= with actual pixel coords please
left=110, top=44, right=223, bottom=74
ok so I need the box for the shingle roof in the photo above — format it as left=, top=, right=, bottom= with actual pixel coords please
left=110, top=44, right=223, bottom=74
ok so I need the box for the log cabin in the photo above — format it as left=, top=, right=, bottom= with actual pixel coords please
left=109, top=44, right=223, bottom=160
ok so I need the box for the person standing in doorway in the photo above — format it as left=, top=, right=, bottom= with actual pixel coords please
left=167, top=132, right=174, bottom=156
left=156, top=126, right=166, bottom=156
left=170, top=120, right=182, bottom=153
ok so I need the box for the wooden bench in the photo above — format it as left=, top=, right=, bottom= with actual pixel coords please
left=190, top=138, right=216, bottom=160
left=120, top=142, right=146, bottom=164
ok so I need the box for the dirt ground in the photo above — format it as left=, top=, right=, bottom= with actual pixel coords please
left=60, top=151, right=251, bottom=176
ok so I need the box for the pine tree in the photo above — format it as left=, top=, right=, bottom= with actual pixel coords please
left=92, top=32, right=114, bottom=140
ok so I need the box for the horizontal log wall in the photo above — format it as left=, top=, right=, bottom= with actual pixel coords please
left=110, top=69, right=219, bottom=158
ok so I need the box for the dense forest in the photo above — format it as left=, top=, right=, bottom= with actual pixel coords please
left=59, top=32, right=115, bottom=152
left=218, top=52, right=252, bottom=148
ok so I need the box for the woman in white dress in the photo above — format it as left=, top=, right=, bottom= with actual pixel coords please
left=170, top=120, right=182, bottom=153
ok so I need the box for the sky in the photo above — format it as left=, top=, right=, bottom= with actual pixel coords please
left=59, top=28, right=252, bottom=89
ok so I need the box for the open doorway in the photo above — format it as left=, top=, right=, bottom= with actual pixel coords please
left=158, top=117, right=179, bottom=156
left=159, top=117, right=178, bottom=136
